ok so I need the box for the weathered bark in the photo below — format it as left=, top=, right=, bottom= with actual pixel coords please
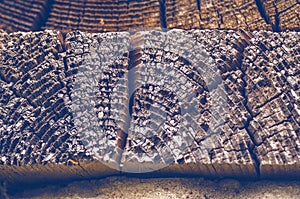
left=0, top=29, right=299, bottom=184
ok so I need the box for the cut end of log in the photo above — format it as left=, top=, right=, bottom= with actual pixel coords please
left=0, top=29, right=299, bottom=184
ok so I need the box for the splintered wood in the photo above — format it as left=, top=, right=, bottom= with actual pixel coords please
left=0, top=29, right=299, bottom=184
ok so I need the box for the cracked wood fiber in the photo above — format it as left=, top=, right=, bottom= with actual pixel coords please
left=261, top=0, right=300, bottom=31
left=0, top=29, right=299, bottom=184
left=0, top=0, right=299, bottom=32
left=43, top=0, right=161, bottom=32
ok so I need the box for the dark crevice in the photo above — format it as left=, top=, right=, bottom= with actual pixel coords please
left=256, top=127, right=293, bottom=147
left=216, top=10, right=223, bottom=27
left=254, top=0, right=272, bottom=25
left=233, top=32, right=261, bottom=177
left=238, top=75, right=261, bottom=176
left=196, top=0, right=201, bottom=11
left=126, top=48, right=138, bottom=130
left=208, top=150, right=219, bottom=175
left=255, top=91, right=285, bottom=109
left=118, top=35, right=142, bottom=171
left=159, top=0, right=167, bottom=28
left=255, top=0, right=281, bottom=32
left=268, top=119, right=291, bottom=130
left=34, top=0, right=55, bottom=31
left=243, top=112, right=261, bottom=176
left=273, top=3, right=281, bottom=32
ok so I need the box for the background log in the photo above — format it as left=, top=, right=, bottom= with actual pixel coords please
left=0, top=0, right=298, bottom=32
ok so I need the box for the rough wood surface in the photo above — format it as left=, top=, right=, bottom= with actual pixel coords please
left=43, top=0, right=162, bottom=32
left=0, top=0, right=299, bottom=32
left=197, top=0, right=272, bottom=30
left=0, top=30, right=117, bottom=183
left=0, top=29, right=299, bottom=184
left=194, top=29, right=300, bottom=178
left=262, top=0, right=300, bottom=31
left=64, top=31, right=131, bottom=171
left=165, top=0, right=201, bottom=29
left=0, top=0, right=49, bottom=32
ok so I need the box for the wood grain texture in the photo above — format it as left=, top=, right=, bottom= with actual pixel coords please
left=0, top=0, right=298, bottom=32
left=165, top=0, right=201, bottom=29
left=43, top=0, right=161, bottom=32
left=0, top=30, right=118, bottom=184
left=197, top=0, right=272, bottom=30
left=0, top=0, right=50, bottom=32
left=0, top=29, right=299, bottom=184
left=244, top=31, right=300, bottom=177
left=261, top=0, right=300, bottom=31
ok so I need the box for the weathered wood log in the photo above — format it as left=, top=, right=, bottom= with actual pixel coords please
left=0, top=29, right=299, bottom=184
left=0, top=0, right=298, bottom=32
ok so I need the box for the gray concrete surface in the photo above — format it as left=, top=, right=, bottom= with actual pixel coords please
left=9, top=177, right=300, bottom=199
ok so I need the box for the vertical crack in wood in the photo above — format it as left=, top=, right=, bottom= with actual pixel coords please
left=254, top=0, right=283, bottom=32
left=34, top=0, right=55, bottom=31
left=159, top=0, right=167, bottom=28
left=196, top=0, right=201, bottom=11
left=254, top=0, right=272, bottom=25
left=273, top=2, right=281, bottom=32
left=117, top=35, right=143, bottom=168
left=234, top=30, right=261, bottom=176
